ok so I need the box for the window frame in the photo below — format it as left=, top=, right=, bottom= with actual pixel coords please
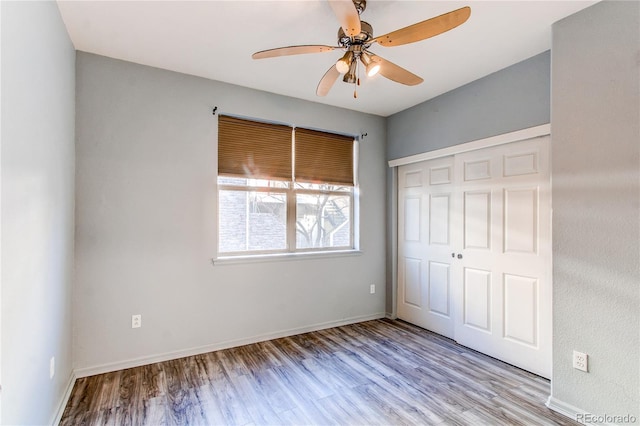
left=215, top=118, right=359, bottom=260
left=217, top=182, right=290, bottom=256
left=216, top=180, right=357, bottom=257
left=291, top=185, right=355, bottom=254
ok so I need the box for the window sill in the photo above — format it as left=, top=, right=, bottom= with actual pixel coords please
left=211, top=249, right=363, bottom=266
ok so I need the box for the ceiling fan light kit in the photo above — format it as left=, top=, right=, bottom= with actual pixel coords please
left=343, top=59, right=359, bottom=84
left=252, top=0, right=471, bottom=98
left=360, top=52, right=380, bottom=77
left=336, top=51, right=354, bottom=74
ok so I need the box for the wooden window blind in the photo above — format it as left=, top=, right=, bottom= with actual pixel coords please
left=294, top=128, right=355, bottom=186
left=218, top=115, right=292, bottom=180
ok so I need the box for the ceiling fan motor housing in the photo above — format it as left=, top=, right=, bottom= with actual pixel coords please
left=338, top=21, right=374, bottom=48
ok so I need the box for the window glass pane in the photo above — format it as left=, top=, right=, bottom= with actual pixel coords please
left=294, top=182, right=352, bottom=192
left=219, top=190, right=287, bottom=252
left=218, top=176, right=247, bottom=186
left=296, top=193, right=351, bottom=249
left=248, top=179, right=289, bottom=189
left=218, top=177, right=289, bottom=189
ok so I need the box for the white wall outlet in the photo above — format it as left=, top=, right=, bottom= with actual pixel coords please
left=49, top=356, right=55, bottom=379
left=131, top=314, right=142, bottom=329
left=370, top=284, right=376, bottom=294
left=573, top=350, right=588, bottom=372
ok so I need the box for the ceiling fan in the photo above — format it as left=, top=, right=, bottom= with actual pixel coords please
left=252, top=0, right=471, bottom=98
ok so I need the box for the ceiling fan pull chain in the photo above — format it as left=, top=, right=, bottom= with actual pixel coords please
left=354, top=60, right=359, bottom=98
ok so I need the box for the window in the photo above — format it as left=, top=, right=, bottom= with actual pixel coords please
left=217, top=115, right=356, bottom=256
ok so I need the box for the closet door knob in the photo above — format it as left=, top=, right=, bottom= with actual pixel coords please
left=457, top=254, right=463, bottom=259
left=451, top=253, right=455, bottom=258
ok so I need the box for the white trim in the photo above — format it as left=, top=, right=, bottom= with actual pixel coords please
left=388, top=124, right=550, bottom=168
left=51, top=372, right=77, bottom=426
left=388, top=166, right=398, bottom=319
left=545, top=396, right=615, bottom=425
left=74, top=313, right=385, bottom=378
left=546, top=396, right=582, bottom=422
left=212, top=249, right=363, bottom=266
left=546, top=397, right=637, bottom=426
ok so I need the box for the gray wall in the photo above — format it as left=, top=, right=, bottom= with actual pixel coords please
left=74, top=53, right=387, bottom=372
left=1, top=1, right=76, bottom=424
left=387, top=51, right=550, bottom=161
left=551, top=0, right=639, bottom=419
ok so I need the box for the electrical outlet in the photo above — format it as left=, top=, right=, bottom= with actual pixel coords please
left=50, top=356, right=55, bottom=379
left=132, top=314, right=142, bottom=329
left=573, top=350, right=588, bottom=372
left=370, top=284, right=376, bottom=294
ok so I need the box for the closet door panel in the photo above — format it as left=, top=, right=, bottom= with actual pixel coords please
left=503, top=273, right=538, bottom=347
left=462, top=268, right=492, bottom=332
left=398, top=157, right=456, bottom=338
left=453, top=136, right=551, bottom=378
left=428, top=261, right=451, bottom=317
left=463, top=191, right=491, bottom=250
left=503, top=188, right=538, bottom=254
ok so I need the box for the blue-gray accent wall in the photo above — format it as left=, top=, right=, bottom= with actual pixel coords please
left=387, top=51, right=550, bottom=161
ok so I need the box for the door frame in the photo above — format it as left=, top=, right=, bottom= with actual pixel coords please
left=387, top=124, right=550, bottom=319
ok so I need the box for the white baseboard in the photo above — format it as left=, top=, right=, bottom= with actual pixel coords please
left=547, top=397, right=637, bottom=426
left=51, top=371, right=77, bottom=426
left=74, top=313, right=386, bottom=378
left=385, top=312, right=397, bottom=320
left=546, top=396, right=613, bottom=425
left=546, top=396, right=583, bottom=422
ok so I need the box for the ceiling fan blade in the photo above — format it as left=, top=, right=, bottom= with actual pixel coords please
left=374, top=54, right=423, bottom=86
left=328, top=0, right=361, bottom=37
left=372, top=6, right=471, bottom=47
left=252, top=45, right=337, bottom=60
left=316, top=65, right=341, bottom=96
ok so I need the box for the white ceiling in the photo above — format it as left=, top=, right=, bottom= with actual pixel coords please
left=57, top=0, right=598, bottom=117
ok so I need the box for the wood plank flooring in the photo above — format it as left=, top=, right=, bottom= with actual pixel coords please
left=60, top=319, right=577, bottom=425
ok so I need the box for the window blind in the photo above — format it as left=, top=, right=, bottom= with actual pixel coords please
left=294, top=128, right=354, bottom=186
left=218, top=115, right=292, bottom=180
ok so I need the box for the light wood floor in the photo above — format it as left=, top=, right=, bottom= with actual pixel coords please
left=60, top=319, right=577, bottom=425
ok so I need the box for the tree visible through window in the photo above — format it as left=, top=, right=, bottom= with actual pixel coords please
left=217, top=116, right=356, bottom=256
